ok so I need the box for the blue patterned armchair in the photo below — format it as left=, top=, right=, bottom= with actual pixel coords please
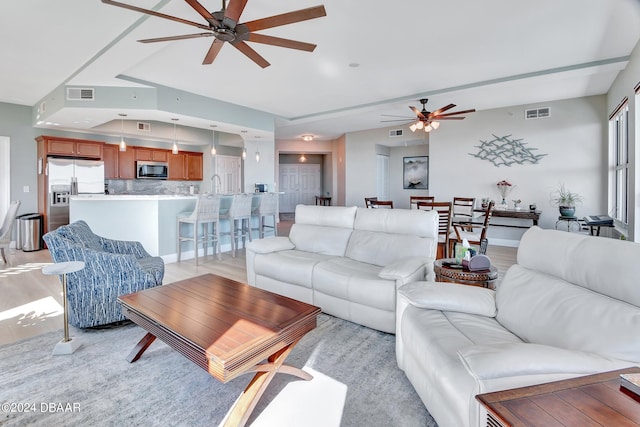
left=43, top=220, right=164, bottom=328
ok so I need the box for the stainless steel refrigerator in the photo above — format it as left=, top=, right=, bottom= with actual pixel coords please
left=47, top=158, right=105, bottom=232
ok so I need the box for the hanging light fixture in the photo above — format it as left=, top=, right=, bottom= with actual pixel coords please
left=299, top=153, right=307, bottom=163
left=171, top=118, right=179, bottom=154
left=242, top=147, right=247, bottom=160
left=409, top=119, right=441, bottom=133
left=118, top=113, right=127, bottom=152
left=210, top=125, right=217, bottom=156
left=255, top=150, right=260, bottom=162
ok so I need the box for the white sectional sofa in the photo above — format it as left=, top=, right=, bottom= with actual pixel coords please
left=396, top=226, right=640, bottom=427
left=245, top=204, right=438, bottom=333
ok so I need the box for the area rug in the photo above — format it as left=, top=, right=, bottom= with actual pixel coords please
left=0, top=314, right=436, bottom=427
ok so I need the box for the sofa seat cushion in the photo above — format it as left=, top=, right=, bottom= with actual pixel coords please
left=254, top=250, right=335, bottom=288
left=313, top=257, right=397, bottom=311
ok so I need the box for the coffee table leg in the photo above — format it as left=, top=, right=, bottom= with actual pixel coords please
left=223, top=339, right=311, bottom=427
left=126, top=332, right=157, bottom=363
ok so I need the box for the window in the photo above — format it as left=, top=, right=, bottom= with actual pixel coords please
left=376, top=154, right=389, bottom=200
left=610, top=102, right=629, bottom=225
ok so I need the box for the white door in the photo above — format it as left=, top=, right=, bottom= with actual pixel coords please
left=278, top=164, right=321, bottom=212
left=0, top=137, right=10, bottom=220
left=215, top=155, right=241, bottom=194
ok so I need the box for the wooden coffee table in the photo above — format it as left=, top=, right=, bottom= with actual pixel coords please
left=477, top=367, right=640, bottom=426
left=118, top=273, right=321, bottom=427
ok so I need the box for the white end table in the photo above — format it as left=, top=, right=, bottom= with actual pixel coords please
left=42, top=260, right=85, bottom=355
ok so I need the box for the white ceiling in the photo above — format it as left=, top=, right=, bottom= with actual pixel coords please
left=2, top=0, right=640, bottom=145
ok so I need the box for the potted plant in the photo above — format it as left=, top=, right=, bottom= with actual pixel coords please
left=551, top=184, right=582, bottom=217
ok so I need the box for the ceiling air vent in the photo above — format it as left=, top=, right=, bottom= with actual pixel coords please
left=389, top=129, right=404, bottom=137
left=66, top=87, right=95, bottom=101
left=525, top=107, right=550, bottom=120
left=137, top=122, right=151, bottom=132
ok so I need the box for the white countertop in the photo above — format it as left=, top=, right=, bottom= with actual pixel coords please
left=71, top=194, right=197, bottom=200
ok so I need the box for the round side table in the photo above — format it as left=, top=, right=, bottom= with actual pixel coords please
left=42, top=260, right=85, bottom=355
left=434, top=258, right=498, bottom=290
left=555, top=216, right=581, bottom=232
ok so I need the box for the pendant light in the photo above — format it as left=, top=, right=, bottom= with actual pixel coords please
left=242, top=147, right=247, bottom=160
left=118, top=113, right=127, bottom=152
left=171, top=118, right=179, bottom=154
left=255, top=150, right=260, bottom=163
left=210, top=125, right=217, bottom=156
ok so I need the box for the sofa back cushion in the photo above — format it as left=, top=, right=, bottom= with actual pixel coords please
left=496, top=226, right=640, bottom=362
left=288, top=205, right=357, bottom=256
left=345, top=208, right=438, bottom=266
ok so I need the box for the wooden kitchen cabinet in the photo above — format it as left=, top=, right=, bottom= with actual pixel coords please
left=36, top=136, right=103, bottom=158
left=118, top=149, right=136, bottom=179
left=168, top=151, right=203, bottom=180
left=103, top=144, right=119, bottom=179
left=135, top=147, right=168, bottom=162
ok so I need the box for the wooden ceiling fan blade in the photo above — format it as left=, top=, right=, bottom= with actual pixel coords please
left=248, top=33, right=316, bottom=52
left=224, top=0, right=249, bottom=26
left=429, top=104, right=456, bottom=117
left=435, top=109, right=476, bottom=117
left=203, top=40, right=225, bottom=65
left=380, top=119, right=413, bottom=123
left=184, top=0, right=221, bottom=26
left=139, top=33, right=213, bottom=43
left=244, top=5, right=327, bottom=32
left=101, top=0, right=210, bottom=30
left=432, top=116, right=466, bottom=120
left=231, top=41, right=270, bottom=68
left=410, top=106, right=426, bottom=120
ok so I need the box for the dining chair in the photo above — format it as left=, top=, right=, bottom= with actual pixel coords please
left=417, top=201, right=452, bottom=259
left=364, top=197, right=378, bottom=208
left=370, top=200, right=394, bottom=209
left=449, top=201, right=495, bottom=256
left=410, top=196, right=435, bottom=209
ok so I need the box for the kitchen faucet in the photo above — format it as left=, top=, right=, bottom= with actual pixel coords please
left=211, top=174, right=222, bottom=194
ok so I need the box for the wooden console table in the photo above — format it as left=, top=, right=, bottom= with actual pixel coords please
left=477, top=367, right=640, bottom=427
left=118, top=274, right=321, bottom=427
left=474, top=208, right=541, bottom=229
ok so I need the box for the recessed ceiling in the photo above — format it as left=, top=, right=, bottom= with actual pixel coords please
left=2, top=0, right=639, bottom=144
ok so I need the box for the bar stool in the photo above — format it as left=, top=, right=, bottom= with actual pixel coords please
left=251, top=192, right=279, bottom=238
left=220, top=193, right=253, bottom=257
left=177, top=194, right=221, bottom=265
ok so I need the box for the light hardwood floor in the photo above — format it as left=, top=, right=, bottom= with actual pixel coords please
left=0, top=221, right=516, bottom=347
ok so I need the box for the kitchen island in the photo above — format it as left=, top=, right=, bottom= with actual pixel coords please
left=70, top=193, right=277, bottom=261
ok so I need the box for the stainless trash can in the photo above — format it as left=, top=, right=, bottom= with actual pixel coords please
left=19, top=213, right=43, bottom=252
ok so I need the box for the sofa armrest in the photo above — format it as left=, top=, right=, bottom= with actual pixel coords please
left=458, top=342, right=635, bottom=381
left=379, top=257, right=426, bottom=281
left=398, top=281, right=497, bottom=317
left=246, top=237, right=295, bottom=254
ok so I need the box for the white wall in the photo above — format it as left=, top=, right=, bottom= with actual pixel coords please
left=243, top=138, right=276, bottom=193
left=430, top=95, right=607, bottom=244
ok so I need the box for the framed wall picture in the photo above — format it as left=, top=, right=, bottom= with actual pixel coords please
left=403, top=156, right=429, bottom=189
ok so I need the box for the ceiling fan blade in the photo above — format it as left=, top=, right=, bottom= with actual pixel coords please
left=139, top=33, right=214, bottom=43
left=380, top=119, right=413, bottom=123
left=203, top=39, right=225, bottom=65
left=184, top=0, right=221, bottom=26
left=435, top=109, right=476, bottom=117
left=410, top=106, right=426, bottom=120
left=431, top=116, right=466, bottom=120
left=429, top=104, right=456, bottom=117
left=244, top=5, right=327, bottom=32
left=102, top=0, right=210, bottom=30
left=231, top=41, right=271, bottom=68
left=248, top=33, right=316, bottom=52
left=381, top=114, right=414, bottom=118
left=224, top=0, right=249, bottom=26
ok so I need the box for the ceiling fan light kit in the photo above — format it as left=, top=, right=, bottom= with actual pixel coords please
left=385, top=98, right=475, bottom=133
left=102, top=0, right=326, bottom=68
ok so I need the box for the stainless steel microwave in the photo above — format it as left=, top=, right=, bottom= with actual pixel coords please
left=136, top=161, right=168, bottom=179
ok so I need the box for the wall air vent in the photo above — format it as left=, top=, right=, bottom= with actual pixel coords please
left=525, top=107, right=550, bottom=120
left=66, top=87, right=95, bottom=101
left=137, top=122, right=151, bottom=132
left=389, top=129, right=404, bottom=137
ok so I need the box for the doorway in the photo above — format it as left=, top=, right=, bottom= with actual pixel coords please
left=214, top=155, right=241, bottom=194
left=279, top=163, right=321, bottom=212
left=0, top=137, right=9, bottom=218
